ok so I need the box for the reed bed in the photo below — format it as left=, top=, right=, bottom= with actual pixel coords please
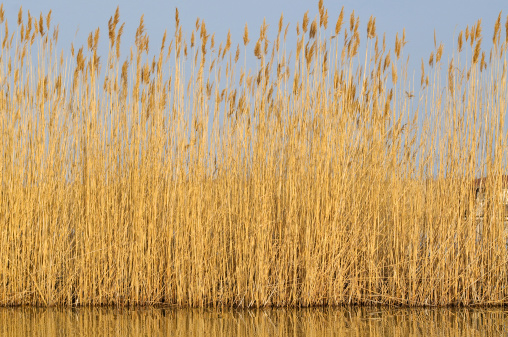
left=0, top=3, right=507, bottom=307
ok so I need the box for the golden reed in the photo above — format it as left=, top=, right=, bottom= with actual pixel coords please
left=0, top=4, right=507, bottom=307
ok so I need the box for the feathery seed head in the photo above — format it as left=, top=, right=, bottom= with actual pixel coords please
left=135, top=15, right=145, bottom=49
left=26, top=11, right=31, bottom=34
left=391, top=61, right=397, bottom=85
left=243, top=23, right=249, bottom=46
left=350, top=10, right=354, bottom=31
left=17, top=6, right=22, bottom=26
left=39, top=12, right=44, bottom=36
left=493, top=11, right=501, bottom=45
left=448, top=61, right=454, bottom=94
left=201, top=30, right=208, bottom=55
left=323, top=9, right=328, bottom=29
left=457, top=31, right=463, bottom=52
left=235, top=44, right=240, bottom=63
left=113, top=6, right=119, bottom=26
left=309, top=19, right=317, bottom=39
left=93, top=27, right=100, bottom=50
left=472, top=38, right=481, bottom=64
left=116, top=23, right=124, bottom=59
left=254, top=39, right=261, bottom=59
left=436, top=43, right=443, bottom=63
left=108, top=17, right=115, bottom=47
left=367, top=15, right=375, bottom=39
left=475, top=19, right=482, bottom=40
left=225, top=30, right=231, bottom=53
left=395, top=33, right=401, bottom=59
left=161, top=30, right=167, bottom=51
left=303, top=11, right=309, bottom=33
left=428, top=51, right=434, bottom=67
left=88, top=32, right=93, bottom=50
left=383, top=52, right=390, bottom=71
left=351, top=31, right=360, bottom=57
left=318, top=0, right=324, bottom=27
left=260, top=18, right=268, bottom=40
left=76, top=46, right=84, bottom=70
left=335, top=7, right=344, bottom=35
left=46, top=10, right=51, bottom=31
left=505, top=15, right=508, bottom=43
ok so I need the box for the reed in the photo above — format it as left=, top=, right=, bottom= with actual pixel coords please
left=0, top=4, right=507, bottom=307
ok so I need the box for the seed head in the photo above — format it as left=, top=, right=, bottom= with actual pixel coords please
left=235, top=44, right=240, bottom=63
left=46, top=9, right=51, bottom=31
left=436, top=43, right=443, bottom=63
left=335, top=7, right=344, bottom=35
left=395, top=33, right=400, bottom=59
left=254, top=39, right=261, bottom=59
left=475, top=19, right=482, bottom=40
left=243, top=23, right=249, bottom=46
left=225, top=30, right=231, bottom=53
left=39, top=12, right=44, bottom=36
left=322, top=9, right=328, bottom=29
left=505, top=15, right=508, bottom=43
left=302, top=11, right=309, bottom=33
left=493, top=11, right=501, bottom=45
left=17, top=6, right=22, bottom=26
left=309, top=19, right=317, bottom=39
left=472, top=38, right=481, bottom=64
left=391, top=62, right=397, bottom=85
left=367, top=15, right=376, bottom=39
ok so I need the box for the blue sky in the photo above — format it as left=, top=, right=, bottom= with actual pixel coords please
left=7, top=0, right=508, bottom=77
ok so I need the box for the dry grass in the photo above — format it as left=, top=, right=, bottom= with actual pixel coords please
left=0, top=5, right=507, bottom=307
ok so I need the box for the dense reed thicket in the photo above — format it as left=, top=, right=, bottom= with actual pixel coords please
left=0, top=3, right=507, bottom=307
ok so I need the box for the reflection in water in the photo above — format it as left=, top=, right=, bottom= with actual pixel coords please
left=0, top=306, right=507, bottom=336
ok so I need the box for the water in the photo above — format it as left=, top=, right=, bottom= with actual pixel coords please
left=0, top=306, right=506, bottom=336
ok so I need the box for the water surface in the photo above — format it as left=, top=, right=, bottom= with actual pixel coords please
left=0, top=306, right=506, bottom=336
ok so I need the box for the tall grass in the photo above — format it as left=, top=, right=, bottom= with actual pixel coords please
left=0, top=4, right=507, bottom=307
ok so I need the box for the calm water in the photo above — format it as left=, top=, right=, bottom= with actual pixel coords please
left=0, top=306, right=506, bottom=336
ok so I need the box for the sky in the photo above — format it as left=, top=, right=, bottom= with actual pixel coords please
left=7, top=0, right=508, bottom=78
